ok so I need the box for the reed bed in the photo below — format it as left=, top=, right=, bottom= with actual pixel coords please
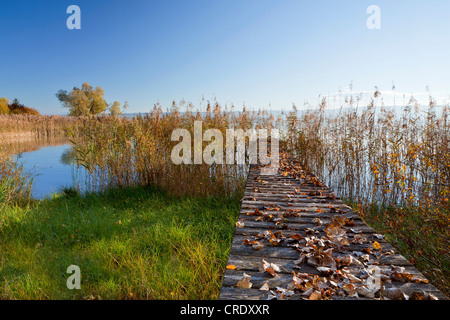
left=286, top=95, right=449, bottom=207
left=0, top=114, right=81, bottom=139
left=69, top=104, right=279, bottom=198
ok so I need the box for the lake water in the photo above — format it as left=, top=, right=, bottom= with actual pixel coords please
left=12, top=142, right=85, bottom=199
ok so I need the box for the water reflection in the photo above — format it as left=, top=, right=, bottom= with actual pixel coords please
left=1, top=138, right=86, bottom=199
left=60, top=147, right=77, bottom=166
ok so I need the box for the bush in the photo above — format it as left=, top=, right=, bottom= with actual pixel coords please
left=7, top=99, right=40, bottom=115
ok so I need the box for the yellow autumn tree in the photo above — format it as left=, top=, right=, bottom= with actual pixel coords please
left=109, top=101, right=122, bottom=116
left=0, top=97, right=10, bottom=114
left=56, top=82, right=108, bottom=116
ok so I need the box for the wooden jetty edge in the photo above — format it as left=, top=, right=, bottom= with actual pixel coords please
left=219, top=155, right=448, bottom=300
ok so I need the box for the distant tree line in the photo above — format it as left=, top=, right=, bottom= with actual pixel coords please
left=0, top=98, right=40, bottom=115
left=1, top=82, right=125, bottom=117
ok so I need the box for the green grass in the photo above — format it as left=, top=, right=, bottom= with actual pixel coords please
left=0, top=185, right=241, bottom=299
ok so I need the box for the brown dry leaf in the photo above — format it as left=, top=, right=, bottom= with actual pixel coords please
left=236, top=273, right=253, bottom=289
left=259, top=259, right=280, bottom=277
left=290, top=233, right=303, bottom=241
left=338, top=255, right=353, bottom=267
left=353, top=234, right=368, bottom=244
left=259, top=282, right=270, bottom=291
left=321, top=248, right=337, bottom=268
left=312, top=218, right=323, bottom=226
left=226, top=264, right=237, bottom=270
left=306, top=247, right=337, bottom=269
left=344, top=218, right=356, bottom=227
left=309, top=290, right=322, bottom=300
left=317, top=267, right=333, bottom=276
left=363, top=247, right=372, bottom=254
left=236, top=221, right=244, bottom=228
left=268, top=233, right=281, bottom=246
left=252, top=241, right=265, bottom=250
left=346, top=273, right=362, bottom=283
left=390, top=272, right=429, bottom=284
left=342, top=283, right=356, bottom=295
left=325, top=222, right=349, bottom=247
left=331, top=216, right=346, bottom=227
left=276, top=287, right=295, bottom=298
left=288, top=272, right=305, bottom=290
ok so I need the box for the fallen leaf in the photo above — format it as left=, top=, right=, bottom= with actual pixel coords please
left=352, top=234, right=368, bottom=244
left=259, top=259, right=281, bottom=277
left=236, top=273, right=253, bottom=289
left=309, top=290, right=322, bottom=300
left=372, top=241, right=382, bottom=250
left=312, top=218, right=323, bottom=226
left=259, top=283, right=270, bottom=291
left=290, top=233, right=303, bottom=241
left=236, top=221, right=244, bottom=228
left=252, top=241, right=265, bottom=250
left=317, top=267, right=333, bottom=276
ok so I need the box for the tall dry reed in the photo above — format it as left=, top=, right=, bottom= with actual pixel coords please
left=286, top=94, right=449, bottom=208
left=0, top=149, right=33, bottom=205
left=69, top=103, right=278, bottom=198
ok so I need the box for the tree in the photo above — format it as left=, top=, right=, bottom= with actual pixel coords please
left=109, top=101, right=122, bottom=116
left=56, top=82, right=108, bottom=116
left=0, top=97, right=9, bottom=114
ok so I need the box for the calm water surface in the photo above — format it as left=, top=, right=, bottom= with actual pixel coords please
left=13, top=143, right=86, bottom=199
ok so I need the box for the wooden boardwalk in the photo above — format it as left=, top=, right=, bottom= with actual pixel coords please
left=219, top=155, right=448, bottom=300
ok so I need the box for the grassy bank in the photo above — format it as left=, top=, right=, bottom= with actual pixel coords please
left=0, top=185, right=241, bottom=299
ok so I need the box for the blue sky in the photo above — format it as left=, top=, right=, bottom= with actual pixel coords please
left=1, top=0, right=449, bottom=115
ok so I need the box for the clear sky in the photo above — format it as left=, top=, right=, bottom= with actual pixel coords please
left=1, top=0, right=449, bottom=115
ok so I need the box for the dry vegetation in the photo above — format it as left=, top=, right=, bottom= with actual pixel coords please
left=68, top=104, right=280, bottom=198
left=0, top=151, right=33, bottom=205
left=0, top=114, right=77, bottom=138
